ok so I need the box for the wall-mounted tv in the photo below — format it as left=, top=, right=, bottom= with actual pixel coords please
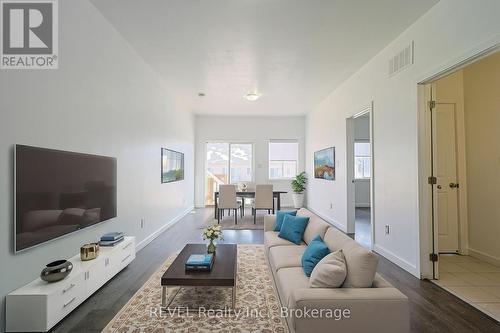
left=15, top=145, right=117, bottom=252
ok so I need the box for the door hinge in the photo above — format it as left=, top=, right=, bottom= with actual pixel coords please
left=429, top=253, right=439, bottom=262
left=429, top=100, right=436, bottom=110
left=428, top=176, right=437, bottom=185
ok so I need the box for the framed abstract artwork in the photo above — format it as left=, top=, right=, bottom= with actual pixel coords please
left=161, top=148, right=184, bottom=183
left=314, top=147, right=335, bottom=180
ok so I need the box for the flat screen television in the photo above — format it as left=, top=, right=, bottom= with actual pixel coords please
left=15, top=145, right=117, bottom=252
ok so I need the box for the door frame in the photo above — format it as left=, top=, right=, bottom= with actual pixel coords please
left=346, top=102, right=375, bottom=249
left=417, top=41, right=500, bottom=279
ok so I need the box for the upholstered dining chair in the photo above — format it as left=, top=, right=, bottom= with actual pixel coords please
left=252, top=184, right=274, bottom=224
left=218, top=184, right=242, bottom=224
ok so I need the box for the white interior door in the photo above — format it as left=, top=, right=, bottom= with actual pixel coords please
left=433, top=103, right=459, bottom=253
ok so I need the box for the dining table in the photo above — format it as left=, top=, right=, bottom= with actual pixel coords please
left=213, top=190, right=287, bottom=219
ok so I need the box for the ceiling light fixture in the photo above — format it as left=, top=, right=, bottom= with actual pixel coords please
left=244, top=92, right=260, bottom=101
left=198, top=92, right=205, bottom=97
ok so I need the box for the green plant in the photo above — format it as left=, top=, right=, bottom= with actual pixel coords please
left=291, top=172, right=307, bottom=193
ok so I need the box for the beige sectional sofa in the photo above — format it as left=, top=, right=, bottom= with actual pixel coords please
left=264, top=208, right=409, bottom=333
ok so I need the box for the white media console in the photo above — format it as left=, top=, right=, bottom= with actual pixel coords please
left=6, top=236, right=136, bottom=332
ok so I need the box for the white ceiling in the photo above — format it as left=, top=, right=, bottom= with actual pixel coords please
left=91, top=0, right=438, bottom=116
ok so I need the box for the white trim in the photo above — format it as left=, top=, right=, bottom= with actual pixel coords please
left=417, top=34, right=500, bottom=84
left=135, top=205, right=194, bottom=252
left=373, top=244, right=419, bottom=277
left=306, top=206, right=347, bottom=233
left=468, top=247, right=500, bottom=268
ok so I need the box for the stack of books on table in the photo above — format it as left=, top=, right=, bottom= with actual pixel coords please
left=185, top=254, right=214, bottom=271
left=99, top=232, right=124, bottom=246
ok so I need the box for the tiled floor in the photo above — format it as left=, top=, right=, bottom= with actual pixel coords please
left=433, top=254, right=500, bottom=322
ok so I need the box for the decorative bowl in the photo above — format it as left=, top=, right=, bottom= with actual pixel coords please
left=80, top=243, right=99, bottom=261
left=40, top=260, right=73, bottom=283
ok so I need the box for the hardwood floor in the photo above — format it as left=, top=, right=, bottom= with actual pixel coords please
left=52, top=208, right=499, bottom=332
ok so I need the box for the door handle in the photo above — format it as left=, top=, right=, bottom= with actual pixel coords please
left=437, top=185, right=442, bottom=189
left=449, top=183, right=459, bottom=189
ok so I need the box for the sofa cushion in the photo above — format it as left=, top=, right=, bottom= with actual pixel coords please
left=264, top=231, right=305, bottom=251
left=274, top=210, right=297, bottom=231
left=278, top=214, right=309, bottom=245
left=323, top=225, right=355, bottom=252
left=269, top=245, right=306, bottom=272
left=301, top=235, right=330, bottom=277
left=342, top=242, right=379, bottom=288
left=309, top=249, right=347, bottom=288
left=297, top=209, right=330, bottom=244
left=276, top=267, right=309, bottom=307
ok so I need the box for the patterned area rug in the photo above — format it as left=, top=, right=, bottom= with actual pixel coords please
left=103, top=245, right=288, bottom=332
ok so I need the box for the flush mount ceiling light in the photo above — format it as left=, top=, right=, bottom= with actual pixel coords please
left=244, top=92, right=260, bottom=101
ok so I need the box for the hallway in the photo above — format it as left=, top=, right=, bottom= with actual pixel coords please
left=355, top=207, right=371, bottom=249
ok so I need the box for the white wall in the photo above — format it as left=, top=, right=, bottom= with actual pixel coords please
left=305, top=0, right=500, bottom=277
left=462, top=52, right=500, bottom=264
left=194, top=116, right=305, bottom=208
left=0, top=1, right=194, bottom=330
left=354, top=116, right=371, bottom=207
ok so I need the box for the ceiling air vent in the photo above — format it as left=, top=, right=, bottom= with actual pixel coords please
left=389, top=41, right=414, bottom=76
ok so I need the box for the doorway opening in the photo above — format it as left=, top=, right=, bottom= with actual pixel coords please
left=346, top=105, right=373, bottom=249
left=420, top=49, right=500, bottom=321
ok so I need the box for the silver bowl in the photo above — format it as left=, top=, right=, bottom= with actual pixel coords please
left=40, top=260, right=73, bottom=283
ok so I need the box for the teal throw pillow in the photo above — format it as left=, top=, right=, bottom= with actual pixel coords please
left=274, top=210, right=297, bottom=231
left=301, top=235, right=331, bottom=277
left=278, top=214, right=309, bottom=245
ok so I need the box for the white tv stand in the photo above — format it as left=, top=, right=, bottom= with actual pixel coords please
left=6, top=236, right=136, bottom=332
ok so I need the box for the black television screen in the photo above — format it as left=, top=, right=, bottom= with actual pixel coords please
left=15, top=145, right=117, bottom=252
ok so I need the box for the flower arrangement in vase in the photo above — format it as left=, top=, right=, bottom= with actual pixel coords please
left=202, top=225, right=224, bottom=254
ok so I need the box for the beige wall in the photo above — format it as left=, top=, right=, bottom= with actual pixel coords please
left=463, top=52, right=500, bottom=263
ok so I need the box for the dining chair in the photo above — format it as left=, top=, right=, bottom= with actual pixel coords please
left=218, top=184, right=242, bottom=224
left=252, top=184, right=274, bottom=224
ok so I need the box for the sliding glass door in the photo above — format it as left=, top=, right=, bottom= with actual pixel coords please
left=205, top=142, right=253, bottom=205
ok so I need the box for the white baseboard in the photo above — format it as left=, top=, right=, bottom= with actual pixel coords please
left=468, top=247, right=500, bottom=267
left=305, top=206, right=347, bottom=233
left=136, top=205, right=194, bottom=252
left=373, top=244, right=419, bottom=278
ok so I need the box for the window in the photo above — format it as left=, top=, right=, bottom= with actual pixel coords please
left=354, top=142, right=371, bottom=179
left=230, top=143, right=253, bottom=183
left=205, top=142, right=253, bottom=205
left=269, top=140, right=299, bottom=179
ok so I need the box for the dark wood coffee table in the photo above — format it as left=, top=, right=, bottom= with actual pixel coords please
left=161, top=243, right=237, bottom=310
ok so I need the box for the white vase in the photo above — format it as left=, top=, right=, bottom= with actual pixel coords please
left=292, top=193, right=304, bottom=209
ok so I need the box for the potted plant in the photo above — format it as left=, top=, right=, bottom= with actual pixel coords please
left=291, top=171, right=307, bottom=208
left=202, top=225, right=224, bottom=254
